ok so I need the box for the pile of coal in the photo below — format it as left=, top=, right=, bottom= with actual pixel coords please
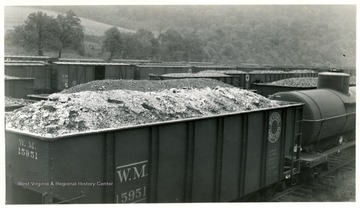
left=61, top=78, right=233, bottom=93
left=269, top=77, right=317, bottom=87
left=162, top=72, right=229, bottom=78
left=198, top=70, right=247, bottom=74
left=6, top=86, right=279, bottom=137
left=249, top=70, right=287, bottom=74
left=5, top=97, right=34, bottom=107
left=289, top=69, right=317, bottom=73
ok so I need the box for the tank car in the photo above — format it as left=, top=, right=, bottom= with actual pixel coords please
left=272, top=72, right=355, bottom=177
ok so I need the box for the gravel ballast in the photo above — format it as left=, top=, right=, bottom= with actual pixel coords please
left=6, top=86, right=280, bottom=137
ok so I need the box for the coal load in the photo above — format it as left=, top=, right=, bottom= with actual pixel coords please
left=61, top=78, right=233, bottom=93
left=249, top=70, right=287, bottom=74
left=162, top=72, right=229, bottom=78
left=270, top=77, right=318, bottom=87
left=198, top=70, right=247, bottom=75
left=289, top=69, right=317, bottom=73
left=6, top=87, right=279, bottom=137
left=5, top=97, right=34, bottom=107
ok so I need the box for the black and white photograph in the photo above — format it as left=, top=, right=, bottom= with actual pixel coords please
left=1, top=0, right=357, bottom=205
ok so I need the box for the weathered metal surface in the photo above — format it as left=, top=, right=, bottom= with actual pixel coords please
left=6, top=102, right=302, bottom=203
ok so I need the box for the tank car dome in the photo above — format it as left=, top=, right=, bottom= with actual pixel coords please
left=317, top=72, right=350, bottom=94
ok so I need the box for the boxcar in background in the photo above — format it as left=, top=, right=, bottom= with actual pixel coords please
left=112, top=59, right=153, bottom=64
left=236, top=64, right=271, bottom=73
left=5, top=76, right=35, bottom=99
left=51, top=61, right=135, bottom=91
left=191, top=64, right=237, bottom=73
left=134, top=63, right=192, bottom=80
left=5, top=55, right=55, bottom=62
left=5, top=61, right=52, bottom=94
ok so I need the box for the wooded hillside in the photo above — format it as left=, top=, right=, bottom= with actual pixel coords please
left=6, top=5, right=356, bottom=67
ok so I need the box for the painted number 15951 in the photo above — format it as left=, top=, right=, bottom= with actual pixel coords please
left=18, top=148, right=38, bottom=160
left=118, top=186, right=146, bottom=203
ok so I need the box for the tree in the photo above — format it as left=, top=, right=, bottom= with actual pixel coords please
left=102, top=27, right=123, bottom=60
left=53, top=10, right=85, bottom=58
left=11, top=11, right=57, bottom=56
left=7, top=10, right=84, bottom=57
left=133, top=29, right=157, bottom=59
left=183, top=31, right=205, bottom=62
left=158, top=29, right=186, bottom=61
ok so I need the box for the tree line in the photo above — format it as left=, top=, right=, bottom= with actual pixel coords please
left=101, top=27, right=207, bottom=62
left=6, top=11, right=209, bottom=62
left=6, top=8, right=356, bottom=67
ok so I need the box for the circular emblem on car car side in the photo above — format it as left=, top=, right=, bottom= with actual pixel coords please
left=269, top=112, right=281, bottom=143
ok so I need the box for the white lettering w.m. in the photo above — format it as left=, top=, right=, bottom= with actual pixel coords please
left=117, top=168, right=131, bottom=183
left=19, top=139, right=26, bottom=147
left=133, top=164, right=147, bottom=179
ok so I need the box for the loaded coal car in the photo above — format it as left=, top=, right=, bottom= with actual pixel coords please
left=255, top=75, right=355, bottom=98
left=157, top=71, right=246, bottom=88
left=5, top=54, right=55, bottom=62
left=153, top=71, right=250, bottom=89
left=5, top=97, right=35, bottom=112
left=5, top=75, right=35, bottom=99
left=272, top=72, right=356, bottom=179
left=51, top=60, right=136, bottom=92
left=5, top=81, right=303, bottom=204
left=4, top=60, right=52, bottom=94
left=134, top=62, right=192, bottom=80
left=155, top=69, right=318, bottom=91
left=191, top=64, right=237, bottom=73
left=288, top=69, right=318, bottom=78
left=254, top=77, right=318, bottom=97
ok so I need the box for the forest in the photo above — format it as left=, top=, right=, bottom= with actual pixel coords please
left=5, top=5, right=356, bottom=67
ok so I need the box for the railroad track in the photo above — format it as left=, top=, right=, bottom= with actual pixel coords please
left=268, top=145, right=356, bottom=202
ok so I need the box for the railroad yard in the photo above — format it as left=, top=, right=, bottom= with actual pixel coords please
left=3, top=57, right=356, bottom=204
left=3, top=4, right=357, bottom=205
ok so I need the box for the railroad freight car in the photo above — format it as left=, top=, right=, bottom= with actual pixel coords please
left=254, top=83, right=316, bottom=97
left=4, top=97, right=35, bottom=112
left=134, top=63, right=192, bottom=80
left=191, top=64, right=237, bottom=73
left=248, top=71, right=292, bottom=86
left=5, top=55, right=55, bottom=62
left=253, top=77, right=318, bottom=97
left=5, top=76, right=35, bottom=99
left=4, top=61, right=52, bottom=94
left=112, top=59, right=153, bottom=64
left=254, top=75, right=355, bottom=98
left=153, top=72, right=248, bottom=89
left=236, top=64, right=271, bottom=73
left=273, top=72, right=356, bottom=176
left=5, top=102, right=303, bottom=203
left=158, top=73, right=242, bottom=87
left=156, top=70, right=318, bottom=91
left=51, top=61, right=136, bottom=91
